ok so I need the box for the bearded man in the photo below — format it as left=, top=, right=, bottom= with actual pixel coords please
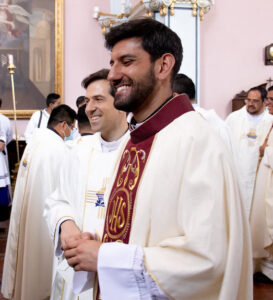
left=226, top=86, right=273, bottom=217
left=63, top=18, right=252, bottom=300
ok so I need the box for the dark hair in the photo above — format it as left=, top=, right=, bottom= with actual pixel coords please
left=248, top=86, right=267, bottom=102
left=82, top=69, right=114, bottom=97
left=46, top=93, right=60, bottom=107
left=0, top=98, right=2, bottom=107
left=76, top=96, right=85, bottom=108
left=173, top=74, right=195, bottom=100
left=105, top=18, right=183, bottom=82
left=47, top=104, right=76, bottom=128
left=77, top=104, right=91, bottom=130
left=268, top=86, right=273, bottom=92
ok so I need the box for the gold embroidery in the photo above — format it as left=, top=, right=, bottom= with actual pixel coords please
left=109, top=196, right=126, bottom=233
left=117, top=147, right=146, bottom=190
left=105, top=187, right=130, bottom=240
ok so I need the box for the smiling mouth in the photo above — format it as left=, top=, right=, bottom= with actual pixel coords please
left=90, top=116, right=101, bottom=121
left=117, top=85, right=130, bottom=92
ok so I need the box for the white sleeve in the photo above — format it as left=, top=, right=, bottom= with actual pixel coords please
left=97, top=243, right=168, bottom=300
left=24, top=112, right=38, bottom=143
left=43, top=152, right=78, bottom=246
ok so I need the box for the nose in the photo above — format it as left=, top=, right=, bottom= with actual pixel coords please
left=85, top=99, right=96, bottom=115
left=107, top=63, right=122, bottom=82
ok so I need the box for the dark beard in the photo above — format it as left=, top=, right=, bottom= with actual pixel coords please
left=113, top=67, right=156, bottom=113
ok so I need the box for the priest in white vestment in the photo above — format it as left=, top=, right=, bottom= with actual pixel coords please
left=44, top=69, right=129, bottom=300
left=1, top=105, right=76, bottom=300
left=63, top=19, right=253, bottom=300
left=250, top=86, right=273, bottom=281
left=226, top=86, right=273, bottom=217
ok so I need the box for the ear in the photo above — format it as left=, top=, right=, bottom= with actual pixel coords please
left=59, top=120, right=66, bottom=130
left=154, top=53, right=175, bottom=81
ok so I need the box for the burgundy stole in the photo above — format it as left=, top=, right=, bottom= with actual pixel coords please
left=101, top=94, right=194, bottom=244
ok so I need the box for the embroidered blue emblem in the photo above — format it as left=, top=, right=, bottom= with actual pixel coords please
left=95, top=193, right=105, bottom=207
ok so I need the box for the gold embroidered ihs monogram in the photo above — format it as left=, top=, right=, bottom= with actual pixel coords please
left=104, top=146, right=147, bottom=242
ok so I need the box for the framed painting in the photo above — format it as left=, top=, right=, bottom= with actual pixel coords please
left=0, top=0, right=63, bottom=119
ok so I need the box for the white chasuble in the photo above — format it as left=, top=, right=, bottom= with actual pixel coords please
left=250, top=125, right=273, bottom=278
left=97, top=95, right=252, bottom=300
left=44, top=133, right=127, bottom=300
left=1, top=128, right=68, bottom=300
left=226, top=106, right=273, bottom=217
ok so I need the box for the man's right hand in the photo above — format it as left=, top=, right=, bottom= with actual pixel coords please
left=60, top=220, right=82, bottom=250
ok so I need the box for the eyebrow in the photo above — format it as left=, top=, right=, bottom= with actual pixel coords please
left=110, top=54, right=137, bottom=65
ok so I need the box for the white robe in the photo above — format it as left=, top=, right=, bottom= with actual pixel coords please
left=1, top=128, right=68, bottom=300
left=0, top=112, right=12, bottom=188
left=250, top=125, right=273, bottom=279
left=194, top=106, right=236, bottom=155
left=97, top=109, right=252, bottom=300
left=226, top=106, right=273, bottom=217
left=44, top=132, right=128, bottom=300
left=24, top=109, right=50, bottom=144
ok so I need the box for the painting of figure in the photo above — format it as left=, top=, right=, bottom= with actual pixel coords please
left=0, top=0, right=58, bottom=114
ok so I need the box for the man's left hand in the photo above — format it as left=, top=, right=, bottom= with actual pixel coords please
left=64, top=239, right=101, bottom=272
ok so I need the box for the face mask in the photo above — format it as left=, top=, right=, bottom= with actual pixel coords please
left=64, top=131, right=74, bottom=141
left=63, top=124, right=74, bottom=141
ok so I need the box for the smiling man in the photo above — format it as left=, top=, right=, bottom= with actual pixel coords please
left=226, top=86, right=273, bottom=217
left=44, top=69, right=128, bottom=300
left=63, top=18, right=252, bottom=300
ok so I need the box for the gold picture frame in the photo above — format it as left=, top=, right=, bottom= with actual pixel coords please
left=1, top=0, right=63, bottom=119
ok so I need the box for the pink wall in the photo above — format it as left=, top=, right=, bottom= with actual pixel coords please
left=200, top=0, right=273, bottom=118
left=64, top=0, right=110, bottom=110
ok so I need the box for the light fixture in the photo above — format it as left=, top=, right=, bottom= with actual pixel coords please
left=94, top=0, right=214, bottom=34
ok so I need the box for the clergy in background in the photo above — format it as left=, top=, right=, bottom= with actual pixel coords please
left=44, top=69, right=129, bottom=300
left=226, top=86, right=273, bottom=217
left=63, top=18, right=252, bottom=300
left=250, top=85, right=273, bottom=282
left=1, top=104, right=76, bottom=300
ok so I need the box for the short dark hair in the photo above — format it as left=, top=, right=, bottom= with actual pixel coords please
left=47, top=104, right=76, bottom=128
left=82, top=69, right=114, bottom=97
left=46, top=93, right=60, bottom=107
left=105, top=18, right=183, bottom=82
left=248, top=86, right=267, bottom=102
left=76, top=96, right=85, bottom=108
left=0, top=98, right=2, bottom=107
left=173, top=74, right=195, bottom=100
left=77, top=104, right=91, bottom=130
left=268, top=86, right=273, bottom=93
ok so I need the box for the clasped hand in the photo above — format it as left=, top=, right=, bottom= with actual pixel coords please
left=60, top=220, right=101, bottom=272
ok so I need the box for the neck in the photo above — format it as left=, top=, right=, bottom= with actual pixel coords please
left=101, top=119, right=128, bottom=142
left=133, top=84, right=173, bottom=123
left=45, top=107, right=51, bottom=114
